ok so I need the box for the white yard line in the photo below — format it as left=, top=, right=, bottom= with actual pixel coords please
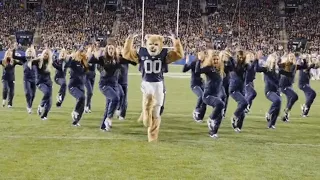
left=1, top=109, right=318, bottom=147
left=2, top=135, right=319, bottom=147
left=0, top=109, right=306, bottom=120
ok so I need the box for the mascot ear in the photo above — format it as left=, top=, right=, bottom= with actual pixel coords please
left=158, top=35, right=165, bottom=43
left=145, top=34, right=151, bottom=41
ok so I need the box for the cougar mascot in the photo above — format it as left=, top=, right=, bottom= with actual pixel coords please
left=123, top=33, right=184, bottom=142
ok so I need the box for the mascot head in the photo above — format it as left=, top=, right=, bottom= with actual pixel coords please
left=145, top=34, right=164, bottom=56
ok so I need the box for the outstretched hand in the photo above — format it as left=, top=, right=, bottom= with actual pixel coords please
left=129, top=30, right=140, bottom=38
left=168, top=31, right=177, bottom=40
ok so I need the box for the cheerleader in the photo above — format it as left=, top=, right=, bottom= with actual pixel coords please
left=244, top=52, right=258, bottom=113
left=13, top=45, right=37, bottom=113
left=52, top=49, right=68, bottom=107
left=255, top=53, right=294, bottom=129
left=64, top=48, right=89, bottom=126
left=1, top=49, right=23, bottom=108
left=196, top=50, right=225, bottom=138
left=219, top=50, right=233, bottom=118
left=229, top=50, right=249, bottom=132
left=89, top=39, right=125, bottom=131
left=182, top=54, right=206, bottom=122
left=84, top=44, right=97, bottom=113
left=30, top=48, right=53, bottom=120
left=115, top=45, right=137, bottom=120
left=278, top=53, right=301, bottom=122
left=298, top=54, right=318, bottom=117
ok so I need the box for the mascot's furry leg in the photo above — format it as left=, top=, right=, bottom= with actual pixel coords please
left=143, top=94, right=161, bottom=142
left=143, top=94, right=154, bottom=128
left=137, top=95, right=145, bottom=123
left=140, top=81, right=163, bottom=142
left=139, top=93, right=159, bottom=142
left=148, top=115, right=161, bottom=142
left=148, top=101, right=163, bottom=142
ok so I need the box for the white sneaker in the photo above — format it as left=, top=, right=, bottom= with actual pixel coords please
left=41, top=117, right=47, bottom=121
left=119, top=116, right=125, bottom=121
left=56, top=94, right=60, bottom=102
left=268, top=125, right=276, bottom=129
left=37, top=105, right=44, bottom=116
left=27, top=107, right=32, bottom=114
left=73, top=123, right=81, bottom=127
left=103, top=118, right=112, bottom=131
left=84, top=106, right=91, bottom=113
left=115, top=110, right=120, bottom=117
left=207, top=119, right=213, bottom=131
left=107, top=118, right=112, bottom=128
left=71, top=111, right=79, bottom=122
left=234, top=128, right=241, bottom=133
left=209, top=133, right=218, bottom=139
left=7, top=105, right=12, bottom=108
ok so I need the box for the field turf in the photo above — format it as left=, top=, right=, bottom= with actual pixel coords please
left=0, top=65, right=319, bottom=180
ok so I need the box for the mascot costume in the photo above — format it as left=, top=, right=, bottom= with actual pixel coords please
left=123, top=33, right=184, bottom=142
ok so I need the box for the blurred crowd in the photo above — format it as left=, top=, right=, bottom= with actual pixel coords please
left=0, top=0, right=319, bottom=55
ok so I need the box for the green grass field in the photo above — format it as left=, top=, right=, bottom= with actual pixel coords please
left=0, top=65, right=319, bottom=180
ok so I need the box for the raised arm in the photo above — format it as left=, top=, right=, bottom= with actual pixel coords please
left=122, top=34, right=139, bottom=63
left=182, top=55, right=193, bottom=72
left=27, top=58, right=40, bottom=69
left=119, top=56, right=137, bottom=66
left=12, top=49, right=27, bottom=63
left=166, top=34, right=184, bottom=64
